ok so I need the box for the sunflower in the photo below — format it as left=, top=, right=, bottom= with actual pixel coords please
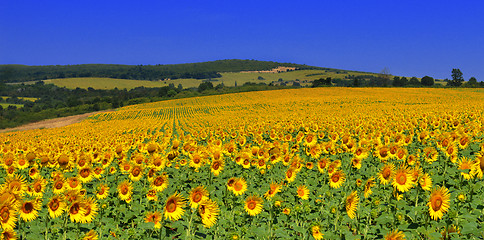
left=95, top=184, right=109, bottom=199
left=117, top=180, right=133, bottom=202
left=232, top=178, right=247, bottom=196
left=226, top=177, right=237, bottom=191
left=198, top=198, right=219, bottom=228
left=311, top=225, right=324, bottom=240
left=285, top=167, right=297, bottom=183
left=146, top=189, right=158, bottom=201
left=282, top=208, right=290, bottom=215
left=150, top=174, right=169, bottom=192
left=392, top=165, right=415, bottom=192
left=244, top=195, right=263, bottom=216
left=78, top=167, right=94, bottom=183
left=384, top=229, right=405, bottom=240
left=378, top=163, right=395, bottom=185
left=423, top=147, right=438, bottom=164
left=47, top=195, right=66, bottom=219
left=375, top=145, right=391, bottom=161
left=189, top=186, right=209, bottom=208
left=346, top=191, right=359, bottom=219
left=67, top=177, right=82, bottom=191
left=16, top=154, right=29, bottom=170
left=28, top=166, right=40, bottom=179
left=189, top=153, right=204, bottom=170
left=263, top=182, right=281, bottom=199
left=1, top=228, right=17, bottom=240
left=351, top=157, right=362, bottom=169
left=329, top=170, right=346, bottom=189
left=474, top=152, right=484, bottom=178
left=80, top=197, right=98, bottom=223
left=145, top=211, right=162, bottom=228
left=395, top=148, right=408, bottom=161
left=2, top=174, right=28, bottom=197
left=428, top=186, right=450, bottom=220
left=419, top=173, right=432, bottom=191
left=211, top=159, right=224, bottom=176
left=317, top=158, right=329, bottom=174
left=364, top=177, right=375, bottom=198
left=19, top=199, right=40, bottom=222
left=30, top=177, right=47, bottom=197
left=80, top=229, right=98, bottom=240
left=129, top=165, right=144, bottom=181
left=296, top=185, right=309, bottom=200
left=164, top=192, right=186, bottom=221
left=458, top=157, right=475, bottom=180
left=0, top=197, right=19, bottom=230
left=68, top=200, right=86, bottom=223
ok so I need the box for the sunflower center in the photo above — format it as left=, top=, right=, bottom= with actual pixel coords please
left=69, top=179, right=79, bottom=188
left=193, top=192, right=202, bottom=202
left=55, top=181, right=63, bottom=190
left=199, top=205, right=206, bottom=215
left=58, top=155, right=69, bottom=166
left=212, top=162, right=220, bottom=170
left=396, top=173, right=406, bottom=185
left=80, top=169, right=90, bottom=178
left=382, top=168, right=391, bottom=179
left=258, top=159, right=265, bottom=167
left=380, top=149, right=388, bottom=158
left=50, top=200, right=59, bottom=211
left=355, top=149, right=362, bottom=156
left=193, top=157, right=200, bottom=164
left=34, top=183, right=42, bottom=193
left=297, top=189, right=304, bottom=196
left=234, top=182, right=243, bottom=191
left=70, top=203, right=80, bottom=215
left=132, top=168, right=141, bottom=177
left=243, top=159, right=249, bottom=165
left=153, top=177, right=164, bottom=186
left=166, top=200, right=177, bottom=213
left=121, top=186, right=129, bottom=195
left=22, top=202, right=34, bottom=213
left=432, top=196, right=442, bottom=211
left=286, top=170, right=293, bottom=178
left=247, top=201, right=256, bottom=210
left=19, top=159, right=26, bottom=166
left=331, top=174, right=340, bottom=183
left=84, top=206, right=91, bottom=216
left=9, top=181, right=22, bottom=191
left=0, top=207, right=10, bottom=222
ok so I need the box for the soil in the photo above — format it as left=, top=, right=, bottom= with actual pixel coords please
left=0, top=110, right=112, bottom=133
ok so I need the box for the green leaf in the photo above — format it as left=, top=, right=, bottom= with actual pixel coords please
left=428, top=231, right=442, bottom=240
left=461, top=221, right=478, bottom=235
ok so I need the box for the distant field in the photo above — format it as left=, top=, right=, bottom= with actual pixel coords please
left=1, top=96, right=39, bottom=102
left=40, top=78, right=167, bottom=90
left=10, top=71, right=444, bottom=90
left=0, top=103, right=24, bottom=108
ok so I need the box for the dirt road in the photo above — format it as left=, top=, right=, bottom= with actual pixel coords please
left=0, top=110, right=111, bottom=133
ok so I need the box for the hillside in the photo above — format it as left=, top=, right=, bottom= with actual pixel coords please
left=0, top=59, right=350, bottom=83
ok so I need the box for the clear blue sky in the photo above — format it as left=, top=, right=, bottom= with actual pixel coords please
left=1, top=0, right=483, bottom=81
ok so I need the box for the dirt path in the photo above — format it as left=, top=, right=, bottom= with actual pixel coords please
left=0, top=110, right=112, bottom=133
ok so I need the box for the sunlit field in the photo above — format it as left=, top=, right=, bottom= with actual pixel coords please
left=1, top=88, right=483, bottom=239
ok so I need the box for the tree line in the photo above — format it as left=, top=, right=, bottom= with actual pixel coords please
left=0, top=59, right=324, bottom=83
left=313, top=68, right=481, bottom=88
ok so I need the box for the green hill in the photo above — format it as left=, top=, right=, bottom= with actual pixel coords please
left=0, top=59, right=364, bottom=83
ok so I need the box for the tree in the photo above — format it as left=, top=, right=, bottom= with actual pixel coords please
left=198, top=82, right=214, bottom=92
left=421, top=76, right=434, bottom=86
left=449, top=69, right=463, bottom=87
left=467, top=77, right=477, bottom=87
left=409, top=77, right=420, bottom=86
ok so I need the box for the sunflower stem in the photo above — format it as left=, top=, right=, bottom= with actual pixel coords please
left=62, top=213, right=68, bottom=240
left=185, top=208, right=194, bottom=240
left=44, top=214, right=50, bottom=240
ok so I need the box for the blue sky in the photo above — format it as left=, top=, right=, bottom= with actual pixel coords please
left=1, top=0, right=483, bottom=80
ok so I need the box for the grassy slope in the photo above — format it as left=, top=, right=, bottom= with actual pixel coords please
left=34, top=70, right=379, bottom=89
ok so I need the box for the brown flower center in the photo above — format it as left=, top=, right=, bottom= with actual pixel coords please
left=432, top=196, right=442, bottom=211
left=247, top=201, right=256, bottom=210
left=22, top=202, right=34, bottom=214
left=166, top=199, right=177, bottom=213
left=396, top=173, right=406, bottom=185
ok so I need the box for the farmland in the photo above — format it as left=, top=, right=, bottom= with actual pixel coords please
left=0, top=88, right=483, bottom=239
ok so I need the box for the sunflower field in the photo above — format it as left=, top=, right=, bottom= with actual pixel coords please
left=1, top=88, right=484, bottom=239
